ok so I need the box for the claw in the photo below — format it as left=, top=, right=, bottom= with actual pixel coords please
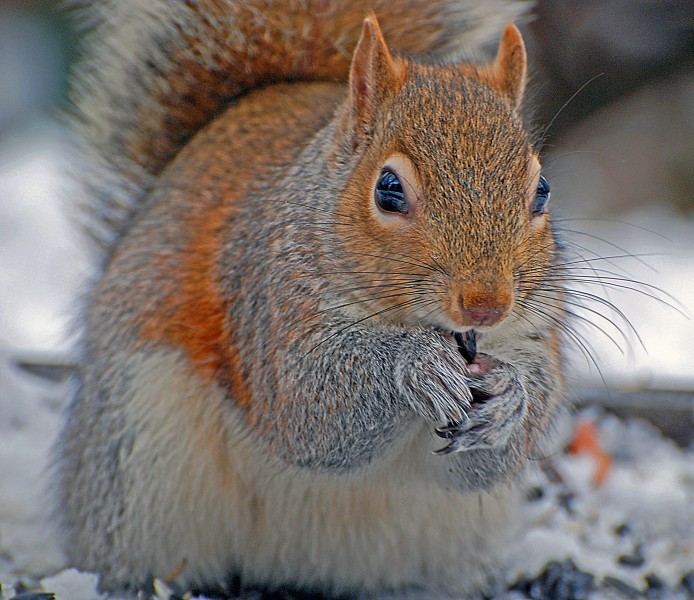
left=435, top=420, right=460, bottom=438
left=434, top=441, right=458, bottom=455
left=433, top=422, right=490, bottom=455
left=435, top=428, right=454, bottom=439
left=470, top=388, right=493, bottom=404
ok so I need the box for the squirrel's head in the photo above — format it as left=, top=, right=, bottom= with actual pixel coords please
left=332, top=16, right=555, bottom=336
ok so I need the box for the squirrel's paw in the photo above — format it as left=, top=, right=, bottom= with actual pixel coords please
left=433, top=355, right=526, bottom=455
left=396, top=336, right=473, bottom=425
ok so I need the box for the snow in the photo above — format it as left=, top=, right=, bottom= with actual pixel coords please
left=0, top=123, right=76, bottom=592
left=506, top=412, right=694, bottom=591
left=40, top=569, right=104, bottom=600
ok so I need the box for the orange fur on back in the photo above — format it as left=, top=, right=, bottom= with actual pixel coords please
left=130, top=81, right=344, bottom=407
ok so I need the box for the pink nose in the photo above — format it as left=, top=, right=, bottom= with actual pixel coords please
left=457, top=282, right=511, bottom=327
left=458, top=302, right=507, bottom=326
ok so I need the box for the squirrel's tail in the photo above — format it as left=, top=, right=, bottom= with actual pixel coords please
left=69, top=0, right=527, bottom=249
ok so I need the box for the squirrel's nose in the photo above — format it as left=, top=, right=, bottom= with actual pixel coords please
left=457, top=284, right=511, bottom=327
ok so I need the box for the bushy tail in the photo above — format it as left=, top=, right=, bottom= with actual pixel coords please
left=68, top=0, right=527, bottom=249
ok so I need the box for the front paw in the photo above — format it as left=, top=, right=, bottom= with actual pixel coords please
left=395, top=333, right=473, bottom=425
left=434, top=355, right=527, bottom=455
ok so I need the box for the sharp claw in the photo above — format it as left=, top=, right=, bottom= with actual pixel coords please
left=470, top=389, right=492, bottom=403
left=435, top=419, right=461, bottom=438
left=434, top=441, right=457, bottom=455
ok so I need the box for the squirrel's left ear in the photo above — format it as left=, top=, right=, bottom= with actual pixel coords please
left=347, top=16, right=404, bottom=149
left=491, top=23, right=527, bottom=111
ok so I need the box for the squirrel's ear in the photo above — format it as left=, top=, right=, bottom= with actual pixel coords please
left=348, top=16, right=403, bottom=148
left=491, top=23, right=527, bottom=111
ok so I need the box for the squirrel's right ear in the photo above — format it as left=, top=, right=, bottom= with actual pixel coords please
left=491, top=23, right=527, bottom=111
left=347, top=16, right=404, bottom=149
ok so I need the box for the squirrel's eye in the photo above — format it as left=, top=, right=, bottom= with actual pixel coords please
left=375, top=170, right=408, bottom=214
left=532, top=175, right=550, bottom=214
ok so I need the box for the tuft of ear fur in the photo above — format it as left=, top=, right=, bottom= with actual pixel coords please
left=491, top=23, right=527, bottom=111
left=348, top=15, right=404, bottom=148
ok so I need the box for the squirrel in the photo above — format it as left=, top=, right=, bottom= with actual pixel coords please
left=55, top=0, right=567, bottom=597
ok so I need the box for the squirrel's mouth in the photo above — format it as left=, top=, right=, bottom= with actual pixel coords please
left=453, top=330, right=477, bottom=363
left=439, top=329, right=479, bottom=364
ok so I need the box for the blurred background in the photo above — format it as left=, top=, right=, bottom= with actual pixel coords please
left=0, top=0, right=692, bottom=592
left=0, top=0, right=84, bottom=354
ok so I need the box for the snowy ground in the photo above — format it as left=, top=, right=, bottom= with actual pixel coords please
left=0, top=114, right=693, bottom=599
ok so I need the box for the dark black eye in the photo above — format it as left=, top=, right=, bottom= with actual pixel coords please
left=375, top=170, right=408, bottom=214
left=532, top=175, right=550, bottom=214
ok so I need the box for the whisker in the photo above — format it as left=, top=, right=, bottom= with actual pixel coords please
left=543, top=148, right=628, bottom=167
left=527, top=291, right=628, bottom=355
left=555, top=227, right=659, bottom=271
left=292, top=270, right=428, bottom=279
left=544, top=275, right=686, bottom=317
left=302, top=297, right=436, bottom=359
left=345, top=250, right=444, bottom=275
left=558, top=240, right=647, bottom=279
left=537, top=72, right=604, bottom=145
left=239, top=286, right=435, bottom=371
left=518, top=300, right=608, bottom=385
left=328, top=280, right=436, bottom=297
left=545, top=285, right=647, bottom=351
left=554, top=217, right=673, bottom=243
left=314, top=290, right=433, bottom=318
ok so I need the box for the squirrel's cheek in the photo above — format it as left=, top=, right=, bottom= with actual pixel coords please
left=529, top=211, right=550, bottom=231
